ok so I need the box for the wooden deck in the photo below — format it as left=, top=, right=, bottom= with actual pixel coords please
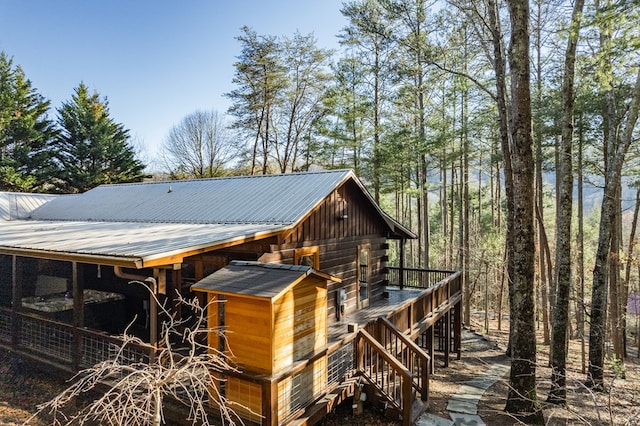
left=328, top=287, right=425, bottom=343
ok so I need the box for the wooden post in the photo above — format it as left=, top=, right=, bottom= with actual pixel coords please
left=399, top=239, right=405, bottom=290
left=10, top=255, right=20, bottom=348
left=172, top=265, right=182, bottom=319
left=356, top=333, right=364, bottom=371
left=261, top=378, right=278, bottom=426
left=402, top=376, right=412, bottom=426
left=426, top=326, right=434, bottom=373
left=454, top=300, right=462, bottom=360
left=443, top=311, right=450, bottom=368
left=421, top=355, right=429, bottom=402
left=72, top=261, right=84, bottom=369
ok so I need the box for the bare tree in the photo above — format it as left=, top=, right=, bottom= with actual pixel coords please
left=161, top=110, right=235, bottom=179
left=31, top=285, right=245, bottom=426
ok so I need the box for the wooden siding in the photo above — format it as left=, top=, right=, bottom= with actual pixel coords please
left=264, top=236, right=388, bottom=324
left=226, top=376, right=263, bottom=423
left=224, top=294, right=273, bottom=374
left=281, top=181, right=387, bottom=244
left=262, top=181, right=394, bottom=326
left=272, top=277, right=327, bottom=373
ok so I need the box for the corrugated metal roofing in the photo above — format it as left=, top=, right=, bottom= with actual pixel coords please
left=0, top=192, right=59, bottom=220
left=0, top=170, right=414, bottom=266
left=0, top=220, right=283, bottom=262
left=191, top=260, right=322, bottom=299
left=31, top=170, right=354, bottom=225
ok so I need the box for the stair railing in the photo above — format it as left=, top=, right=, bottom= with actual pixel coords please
left=371, top=316, right=430, bottom=403
left=355, top=328, right=413, bottom=425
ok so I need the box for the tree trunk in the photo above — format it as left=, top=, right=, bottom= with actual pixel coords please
left=576, top=113, right=586, bottom=374
left=503, top=0, right=543, bottom=421
left=535, top=204, right=552, bottom=347
left=623, top=187, right=640, bottom=357
left=588, top=52, right=640, bottom=390
left=548, top=0, right=584, bottom=405
left=533, top=0, right=550, bottom=349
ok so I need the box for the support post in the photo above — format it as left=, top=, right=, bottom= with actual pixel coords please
left=261, top=378, right=278, bottom=426
left=10, top=255, right=20, bottom=348
left=72, top=261, right=84, bottom=369
left=454, top=300, right=462, bottom=360
left=426, top=326, right=434, bottom=374
left=399, top=239, right=405, bottom=289
left=444, top=311, right=450, bottom=368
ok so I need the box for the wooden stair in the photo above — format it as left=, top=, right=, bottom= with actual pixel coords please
left=290, top=376, right=358, bottom=426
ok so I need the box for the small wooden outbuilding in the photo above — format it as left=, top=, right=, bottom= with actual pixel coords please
left=192, top=261, right=340, bottom=424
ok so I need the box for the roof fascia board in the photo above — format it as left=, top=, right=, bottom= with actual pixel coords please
left=0, top=247, right=142, bottom=268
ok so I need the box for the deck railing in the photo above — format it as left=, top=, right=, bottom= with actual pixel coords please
left=387, top=267, right=457, bottom=289
left=384, top=270, right=462, bottom=337
left=0, top=307, right=154, bottom=371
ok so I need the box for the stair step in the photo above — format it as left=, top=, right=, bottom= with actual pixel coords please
left=289, top=377, right=358, bottom=426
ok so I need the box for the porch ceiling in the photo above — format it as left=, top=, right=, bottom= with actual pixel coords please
left=0, top=220, right=284, bottom=268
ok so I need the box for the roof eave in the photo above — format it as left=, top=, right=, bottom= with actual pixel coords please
left=0, top=247, right=143, bottom=268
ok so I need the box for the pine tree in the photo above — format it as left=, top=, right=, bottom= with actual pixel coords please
left=0, top=52, right=57, bottom=192
left=53, top=83, right=145, bottom=193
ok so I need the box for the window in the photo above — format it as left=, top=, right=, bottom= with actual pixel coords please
left=294, top=247, right=319, bottom=269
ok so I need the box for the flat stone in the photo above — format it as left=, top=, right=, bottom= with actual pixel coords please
left=446, top=398, right=477, bottom=415
left=456, top=384, right=486, bottom=398
left=465, top=377, right=497, bottom=390
left=485, top=364, right=509, bottom=377
left=449, top=412, right=486, bottom=426
left=415, top=413, right=454, bottom=426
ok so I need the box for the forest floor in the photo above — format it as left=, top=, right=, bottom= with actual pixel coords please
left=1, top=316, right=639, bottom=425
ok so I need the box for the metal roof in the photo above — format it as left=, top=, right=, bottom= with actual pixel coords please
left=0, top=220, right=283, bottom=265
left=0, top=170, right=414, bottom=266
left=31, top=170, right=354, bottom=225
left=0, top=192, right=58, bottom=221
left=191, top=261, right=328, bottom=300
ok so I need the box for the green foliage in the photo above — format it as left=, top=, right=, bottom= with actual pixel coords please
left=0, top=52, right=57, bottom=192
left=52, top=83, right=145, bottom=193
left=226, top=27, right=332, bottom=174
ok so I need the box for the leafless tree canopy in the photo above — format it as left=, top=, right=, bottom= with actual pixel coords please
left=161, top=110, right=235, bottom=179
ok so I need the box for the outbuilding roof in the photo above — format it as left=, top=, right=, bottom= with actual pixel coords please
left=0, top=170, right=414, bottom=267
left=191, top=260, right=338, bottom=300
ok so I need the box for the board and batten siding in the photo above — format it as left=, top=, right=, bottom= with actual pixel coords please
left=272, top=278, right=327, bottom=372
left=264, top=181, right=391, bottom=323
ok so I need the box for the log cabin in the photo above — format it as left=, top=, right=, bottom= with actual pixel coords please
left=0, top=170, right=461, bottom=425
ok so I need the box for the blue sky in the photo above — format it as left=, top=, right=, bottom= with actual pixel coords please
left=0, top=1, right=346, bottom=166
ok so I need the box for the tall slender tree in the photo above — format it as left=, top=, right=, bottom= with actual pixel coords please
left=226, top=26, right=286, bottom=175
left=503, top=0, right=543, bottom=421
left=549, top=0, right=585, bottom=405
left=274, top=32, right=332, bottom=173
left=340, top=0, right=393, bottom=202
left=587, top=0, right=640, bottom=389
